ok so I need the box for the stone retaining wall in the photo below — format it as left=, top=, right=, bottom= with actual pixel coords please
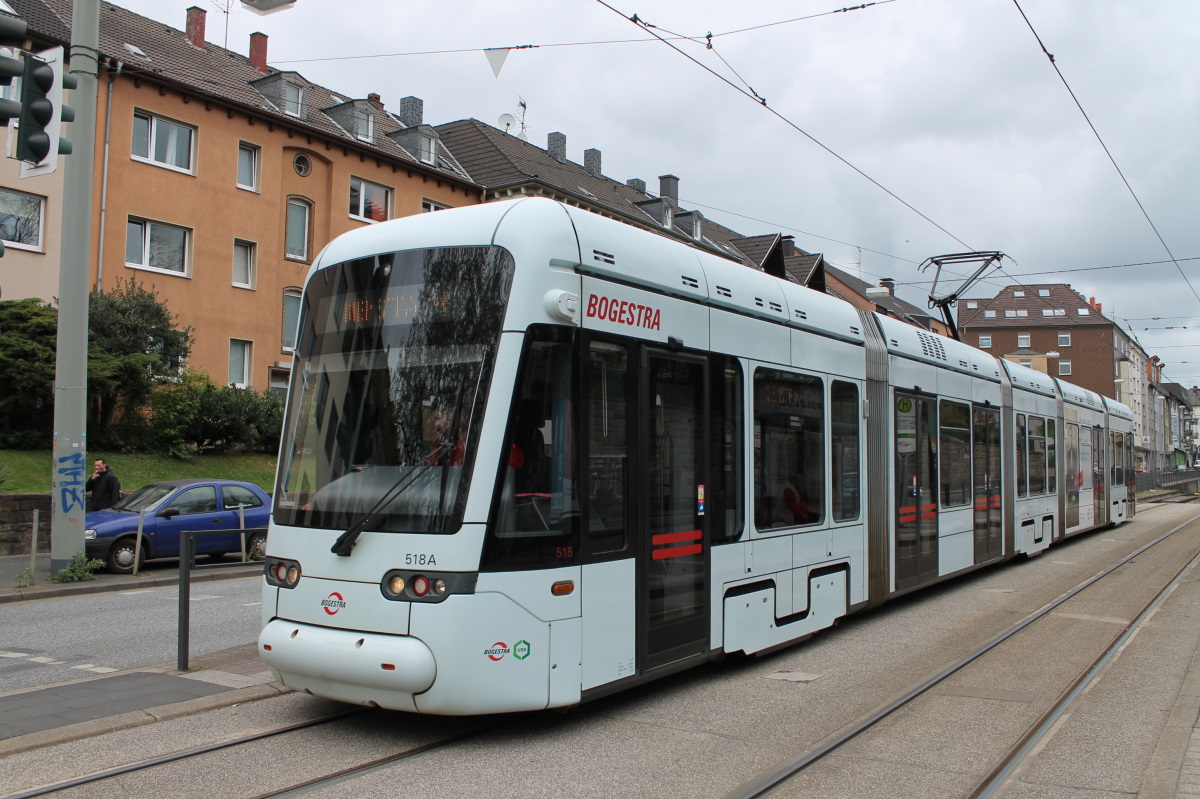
left=0, top=494, right=52, bottom=555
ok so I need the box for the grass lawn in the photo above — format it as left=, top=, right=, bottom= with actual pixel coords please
left=1, top=450, right=278, bottom=494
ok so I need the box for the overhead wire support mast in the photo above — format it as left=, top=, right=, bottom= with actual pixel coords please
left=918, top=251, right=1009, bottom=342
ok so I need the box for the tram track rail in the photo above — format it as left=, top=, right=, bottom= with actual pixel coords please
left=3, top=702, right=508, bottom=799
left=727, top=510, right=1200, bottom=799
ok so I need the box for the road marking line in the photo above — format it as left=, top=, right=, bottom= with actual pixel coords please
left=71, top=664, right=97, bottom=670
left=242, top=602, right=261, bottom=606
left=0, top=652, right=32, bottom=658
left=88, top=666, right=119, bottom=673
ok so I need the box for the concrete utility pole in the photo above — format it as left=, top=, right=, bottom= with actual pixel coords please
left=49, top=0, right=99, bottom=572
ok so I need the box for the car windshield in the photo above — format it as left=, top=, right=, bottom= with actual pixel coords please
left=110, top=484, right=175, bottom=513
left=273, top=245, right=514, bottom=534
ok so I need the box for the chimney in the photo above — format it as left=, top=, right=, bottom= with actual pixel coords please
left=399, top=96, right=423, bottom=128
left=548, top=132, right=566, bottom=163
left=880, top=277, right=895, bottom=295
left=584, top=148, right=601, bottom=178
left=249, top=32, right=268, bottom=73
left=626, top=178, right=647, bottom=194
left=367, top=93, right=383, bottom=109
left=659, top=174, right=679, bottom=202
left=1095, top=301, right=1102, bottom=313
left=185, top=6, right=206, bottom=48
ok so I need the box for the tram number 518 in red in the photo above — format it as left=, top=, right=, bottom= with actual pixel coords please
left=556, top=546, right=574, bottom=559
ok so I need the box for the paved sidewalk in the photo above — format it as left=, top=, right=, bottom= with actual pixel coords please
left=0, top=552, right=262, bottom=604
left=0, top=641, right=285, bottom=757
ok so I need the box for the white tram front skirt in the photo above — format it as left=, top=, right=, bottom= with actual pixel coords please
left=260, top=620, right=436, bottom=712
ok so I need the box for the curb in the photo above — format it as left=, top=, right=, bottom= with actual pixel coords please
left=0, top=682, right=289, bottom=758
left=0, top=562, right=262, bottom=604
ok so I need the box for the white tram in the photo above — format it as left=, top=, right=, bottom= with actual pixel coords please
left=259, top=197, right=1135, bottom=714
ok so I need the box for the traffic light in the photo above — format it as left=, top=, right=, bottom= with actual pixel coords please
left=16, top=45, right=72, bottom=172
left=0, top=13, right=27, bottom=126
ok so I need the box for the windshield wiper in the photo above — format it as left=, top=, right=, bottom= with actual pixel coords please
left=329, top=438, right=454, bottom=557
left=336, top=383, right=470, bottom=556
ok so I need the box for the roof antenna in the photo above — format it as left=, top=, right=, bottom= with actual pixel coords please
left=515, top=97, right=529, bottom=141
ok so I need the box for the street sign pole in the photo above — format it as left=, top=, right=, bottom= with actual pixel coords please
left=49, top=0, right=99, bottom=572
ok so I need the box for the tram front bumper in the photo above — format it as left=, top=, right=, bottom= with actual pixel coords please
left=260, top=619, right=436, bottom=706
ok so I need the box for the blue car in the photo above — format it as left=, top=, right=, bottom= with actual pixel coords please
left=84, top=479, right=271, bottom=574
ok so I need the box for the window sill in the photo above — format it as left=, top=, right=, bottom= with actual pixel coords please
left=232, top=283, right=256, bottom=290
left=236, top=184, right=261, bottom=194
left=130, top=155, right=196, bottom=176
left=127, top=263, right=190, bottom=278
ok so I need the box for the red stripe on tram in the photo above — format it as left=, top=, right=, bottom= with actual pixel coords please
left=653, top=543, right=703, bottom=560
left=652, top=530, right=702, bottom=546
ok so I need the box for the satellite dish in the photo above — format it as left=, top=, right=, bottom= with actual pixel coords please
left=517, top=131, right=529, bottom=142
left=497, top=113, right=517, bottom=133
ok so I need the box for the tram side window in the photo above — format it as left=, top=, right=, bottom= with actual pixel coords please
left=938, top=400, right=971, bottom=507
left=754, top=369, right=824, bottom=530
left=1028, top=415, right=1047, bottom=494
left=1016, top=414, right=1028, bottom=497
left=485, top=327, right=581, bottom=571
left=711, top=355, right=746, bottom=542
left=832, top=381, right=860, bottom=522
left=1047, top=419, right=1057, bottom=493
left=586, top=340, right=630, bottom=555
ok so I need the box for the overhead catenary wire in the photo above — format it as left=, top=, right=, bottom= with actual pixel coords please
left=1011, top=0, right=1200, bottom=305
left=591, top=0, right=975, bottom=253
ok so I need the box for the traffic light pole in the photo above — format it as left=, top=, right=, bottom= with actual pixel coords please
left=49, top=0, right=98, bottom=572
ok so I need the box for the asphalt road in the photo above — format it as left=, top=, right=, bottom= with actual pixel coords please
left=0, top=575, right=262, bottom=692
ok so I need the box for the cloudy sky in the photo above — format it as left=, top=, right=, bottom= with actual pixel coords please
left=112, top=0, right=1199, bottom=383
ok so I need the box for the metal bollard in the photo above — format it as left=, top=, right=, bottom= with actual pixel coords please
left=29, top=509, right=39, bottom=586
left=133, top=510, right=145, bottom=577
left=177, top=531, right=194, bottom=672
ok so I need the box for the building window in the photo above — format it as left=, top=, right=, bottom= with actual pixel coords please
left=285, top=198, right=311, bottom=261
left=978, top=334, right=992, bottom=348
left=1059, top=360, right=1072, bottom=375
left=1019, top=359, right=1033, bottom=368
left=282, top=288, right=301, bottom=352
left=1078, top=308, right=1090, bottom=316
left=293, top=153, right=312, bottom=177
left=355, top=108, right=373, bottom=142
left=269, top=368, right=289, bottom=398
left=0, top=187, right=44, bottom=250
left=1013, top=290, right=1024, bottom=298
left=126, top=217, right=189, bottom=275
left=1005, top=310, right=1017, bottom=318
left=1058, top=331, right=1071, bottom=346
left=984, top=310, right=996, bottom=319
left=349, top=177, right=390, bottom=222
left=237, top=142, right=259, bottom=190
left=1016, top=309, right=1028, bottom=317
left=421, top=199, right=449, bottom=213
left=1017, top=332, right=1031, bottom=348
left=1038, top=289, right=1049, bottom=297
left=663, top=205, right=674, bottom=229
left=419, top=134, right=435, bottom=164
left=966, top=301, right=978, bottom=309
left=229, top=339, right=251, bottom=388
left=131, top=110, right=194, bottom=172
left=233, top=239, right=255, bottom=288
left=283, top=82, right=304, bottom=117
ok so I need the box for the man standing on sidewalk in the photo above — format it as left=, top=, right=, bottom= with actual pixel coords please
left=86, top=459, right=121, bottom=511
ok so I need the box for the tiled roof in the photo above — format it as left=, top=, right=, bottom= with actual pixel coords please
left=824, top=263, right=936, bottom=326
left=10, top=0, right=476, bottom=185
left=958, top=283, right=1113, bottom=329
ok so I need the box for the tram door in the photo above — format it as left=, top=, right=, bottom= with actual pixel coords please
left=895, top=393, right=939, bottom=591
left=639, top=352, right=709, bottom=672
left=972, top=406, right=1002, bottom=563
left=1092, top=427, right=1106, bottom=524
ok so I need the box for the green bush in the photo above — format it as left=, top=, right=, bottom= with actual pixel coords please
left=50, top=551, right=105, bottom=583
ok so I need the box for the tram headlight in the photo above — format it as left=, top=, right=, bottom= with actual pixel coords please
left=380, top=569, right=477, bottom=603
left=264, top=557, right=301, bottom=588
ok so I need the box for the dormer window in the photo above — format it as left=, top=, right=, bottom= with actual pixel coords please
left=662, top=205, right=673, bottom=229
left=355, top=108, right=373, bottom=142
left=283, top=82, right=304, bottom=117
left=419, top=135, right=435, bottom=164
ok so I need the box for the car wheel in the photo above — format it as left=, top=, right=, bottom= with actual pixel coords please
left=246, top=531, right=267, bottom=561
left=106, top=537, right=144, bottom=574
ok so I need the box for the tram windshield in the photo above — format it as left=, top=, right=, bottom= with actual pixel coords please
left=274, top=245, right=514, bottom=534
